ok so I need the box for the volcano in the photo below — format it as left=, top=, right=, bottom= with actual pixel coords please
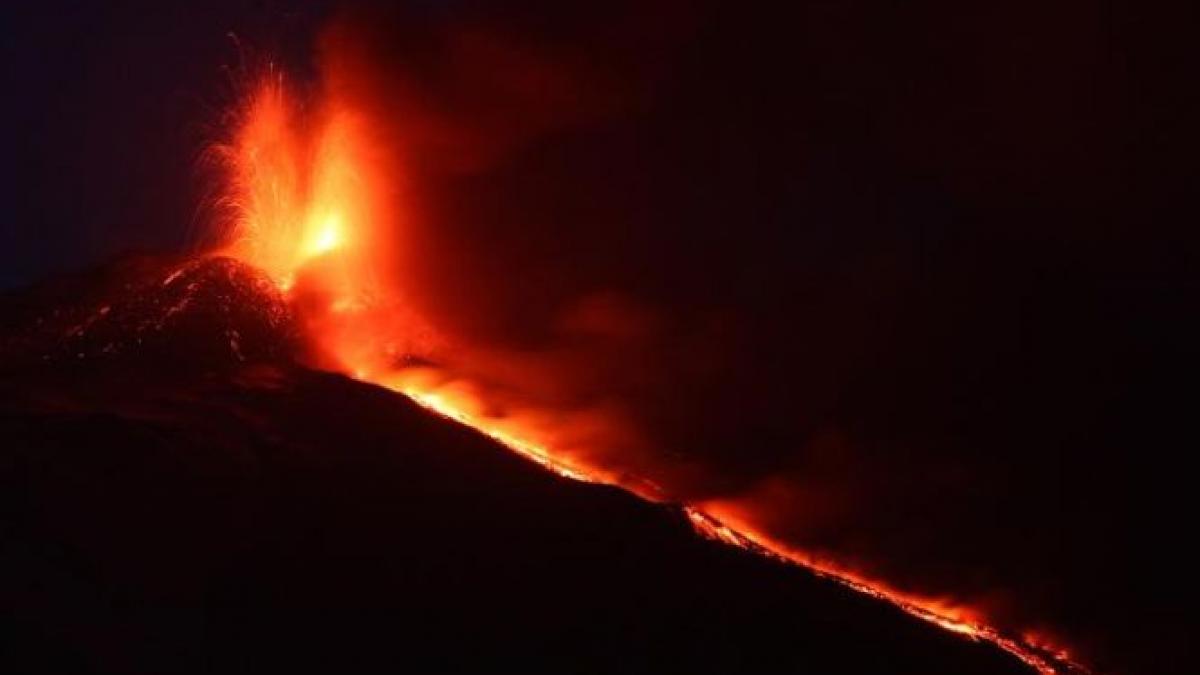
left=0, top=255, right=1047, bottom=674
left=5, top=2, right=1196, bottom=672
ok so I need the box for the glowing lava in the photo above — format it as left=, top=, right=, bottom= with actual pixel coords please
left=214, top=71, right=1087, bottom=675
left=389, top=372, right=598, bottom=484
left=682, top=508, right=1087, bottom=675
left=213, top=69, right=386, bottom=303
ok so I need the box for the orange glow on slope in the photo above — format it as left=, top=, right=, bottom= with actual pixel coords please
left=682, top=508, right=1087, bottom=675
left=215, top=71, right=1087, bottom=675
left=383, top=367, right=598, bottom=484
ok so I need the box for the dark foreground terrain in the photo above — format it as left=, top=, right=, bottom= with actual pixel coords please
left=0, top=364, right=1032, bottom=675
left=0, top=256, right=1031, bottom=673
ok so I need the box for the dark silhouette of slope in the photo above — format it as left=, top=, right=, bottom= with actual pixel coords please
left=0, top=256, right=1031, bottom=674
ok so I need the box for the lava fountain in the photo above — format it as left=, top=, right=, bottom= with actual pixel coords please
left=209, top=57, right=1087, bottom=675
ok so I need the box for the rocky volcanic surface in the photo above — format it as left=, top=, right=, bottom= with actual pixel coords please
left=0, top=256, right=1032, bottom=674
left=0, top=255, right=296, bottom=372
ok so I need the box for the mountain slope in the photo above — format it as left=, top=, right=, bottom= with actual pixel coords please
left=0, top=255, right=1031, bottom=674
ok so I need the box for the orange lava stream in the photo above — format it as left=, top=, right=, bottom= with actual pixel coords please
left=215, top=72, right=1088, bottom=675
left=680, top=509, right=1088, bottom=675
left=388, top=381, right=598, bottom=485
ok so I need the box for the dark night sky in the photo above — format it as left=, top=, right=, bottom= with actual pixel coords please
left=0, top=1, right=331, bottom=290
left=1, top=2, right=1196, bottom=673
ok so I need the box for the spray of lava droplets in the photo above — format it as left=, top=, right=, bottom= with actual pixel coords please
left=211, top=66, right=1088, bottom=675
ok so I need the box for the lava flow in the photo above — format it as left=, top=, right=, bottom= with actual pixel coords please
left=210, top=67, right=1087, bottom=675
